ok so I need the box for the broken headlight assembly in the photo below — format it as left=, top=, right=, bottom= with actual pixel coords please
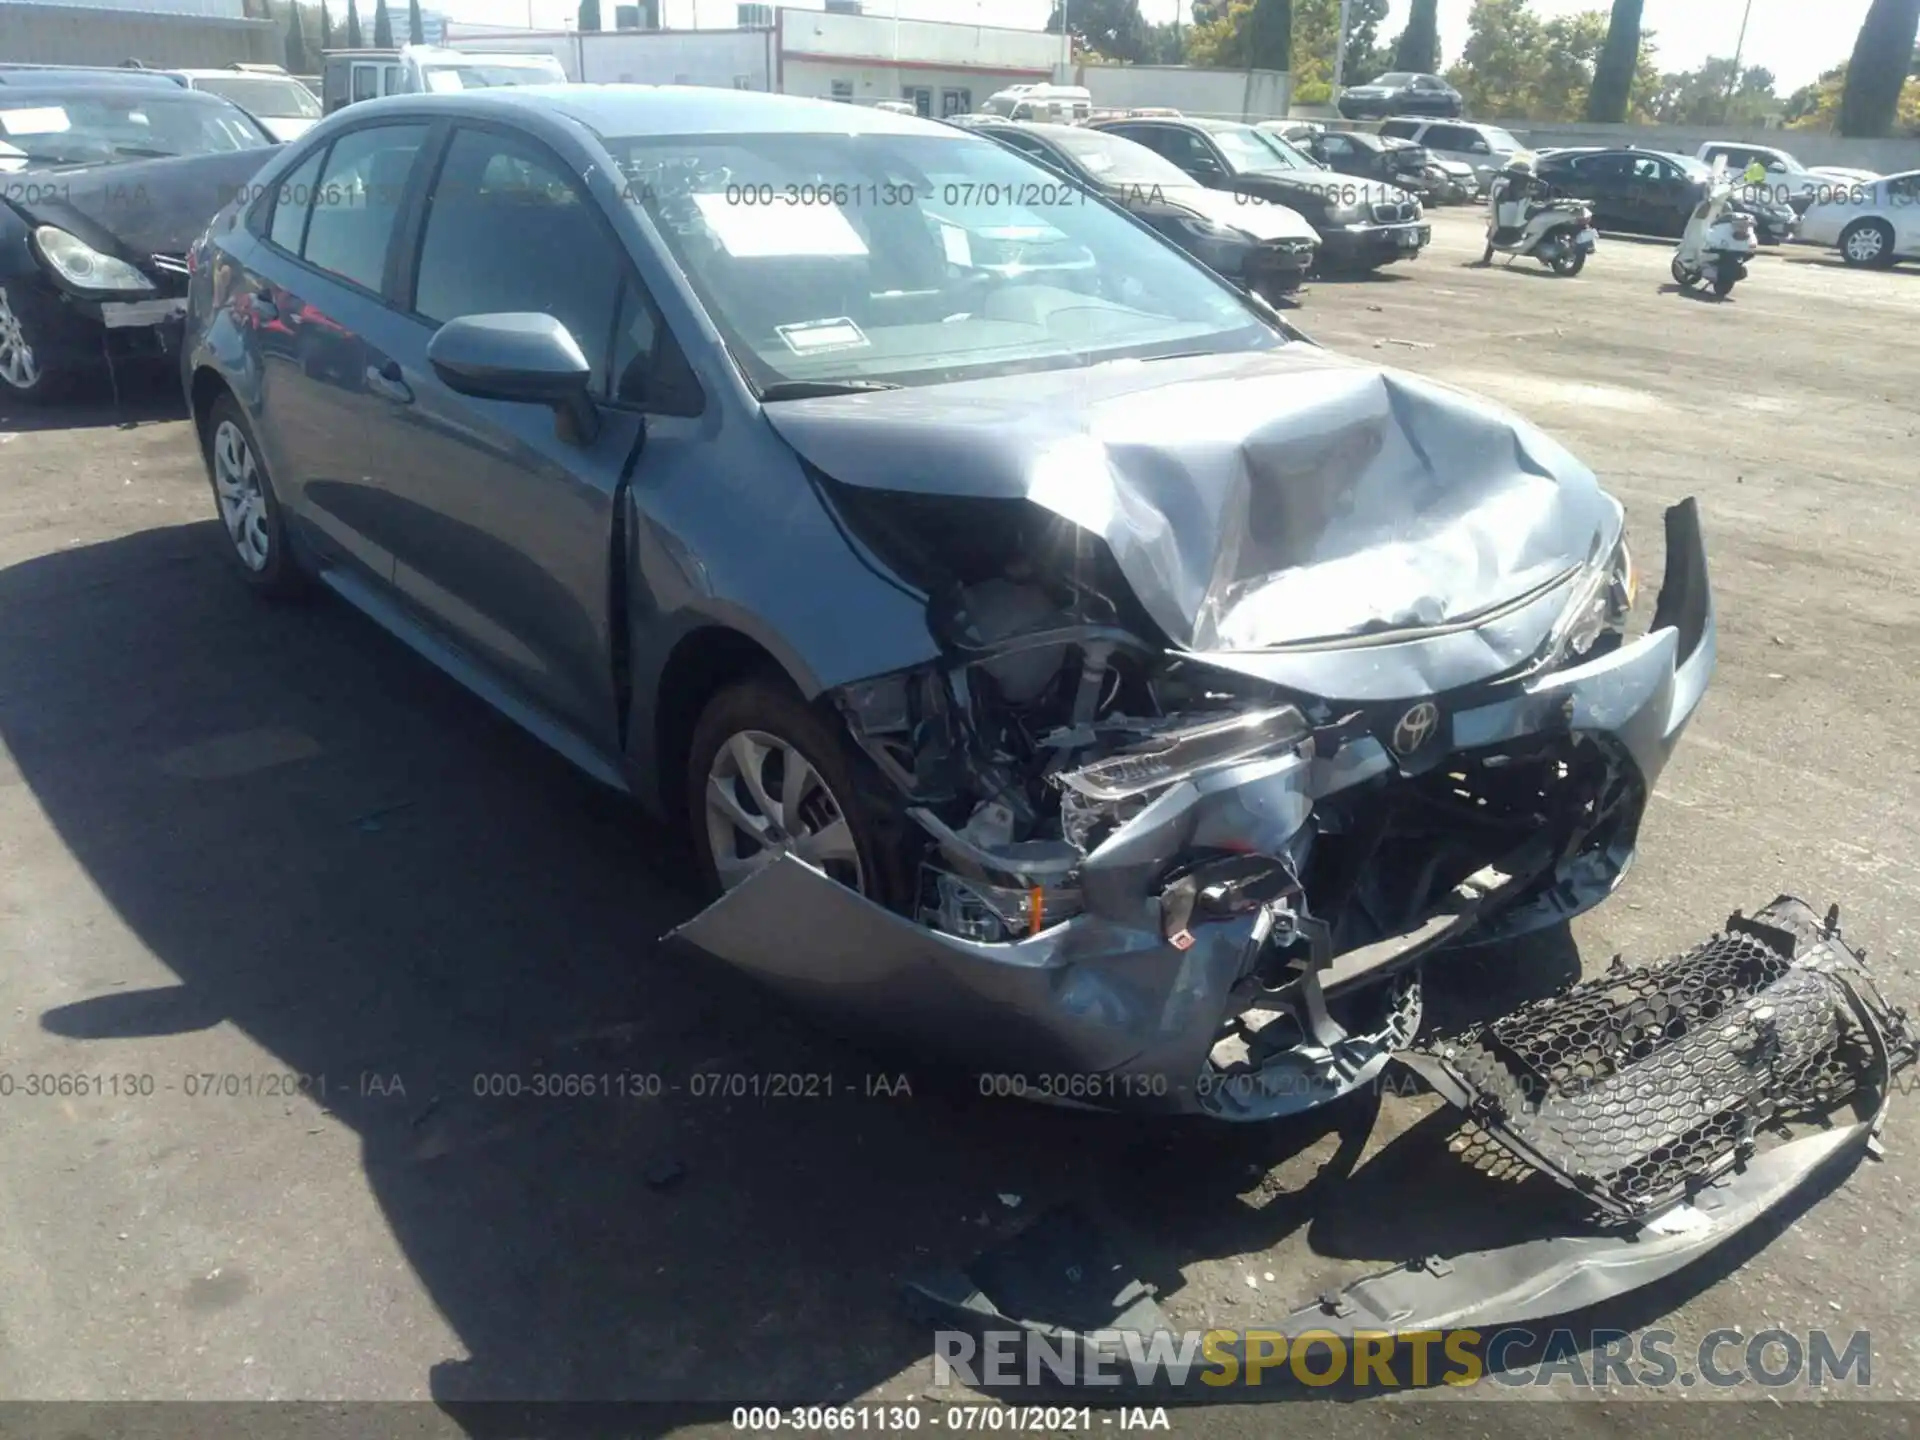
left=1054, top=706, right=1312, bottom=802
left=1541, top=527, right=1637, bottom=669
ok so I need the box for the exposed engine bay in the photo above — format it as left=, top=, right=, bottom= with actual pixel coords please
left=820, top=486, right=1648, bottom=1117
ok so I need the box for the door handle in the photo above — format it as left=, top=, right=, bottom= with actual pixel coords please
left=365, top=359, right=413, bottom=405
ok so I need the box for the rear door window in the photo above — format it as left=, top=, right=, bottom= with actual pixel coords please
left=302, top=122, right=428, bottom=292
left=265, top=147, right=324, bottom=252
left=1379, top=120, right=1421, bottom=140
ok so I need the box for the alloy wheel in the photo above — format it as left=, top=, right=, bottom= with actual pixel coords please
left=211, top=419, right=272, bottom=572
left=1844, top=225, right=1887, bottom=264
left=704, top=729, right=865, bottom=893
left=0, top=287, right=41, bottom=393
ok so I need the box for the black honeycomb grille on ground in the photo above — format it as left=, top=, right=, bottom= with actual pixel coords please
left=1437, top=929, right=1871, bottom=1218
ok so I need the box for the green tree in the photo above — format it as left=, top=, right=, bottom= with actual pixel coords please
left=285, top=0, right=309, bottom=70
left=1840, top=0, right=1920, bottom=135
left=1648, top=57, right=1780, bottom=126
left=1246, top=0, right=1292, bottom=71
left=1586, top=0, right=1643, bottom=120
left=408, top=0, right=423, bottom=42
left=1448, top=0, right=1657, bottom=120
left=1792, top=60, right=1920, bottom=133
left=372, top=0, right=391, bottom=46
left=1393, top=0, right=1441, bottom=73
left=1185, top=0, right=1254, bottom=66
left=1047, top=0, right=1152, bottom=62
left=346, top=0, right=362, bottom=48
left=319, top=0, right=332, bottom=48
left=1341, top=0, right=1392, bottom=83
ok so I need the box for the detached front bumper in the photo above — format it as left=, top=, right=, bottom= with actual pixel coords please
left=670, top=500, right=1717, bottom=1120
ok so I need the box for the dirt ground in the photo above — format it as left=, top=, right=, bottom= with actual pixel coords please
left=2, top=208, right=1919, bottom=1435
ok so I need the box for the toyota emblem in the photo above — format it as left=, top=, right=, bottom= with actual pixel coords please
left=1392, top=701, right=1440, bottom=755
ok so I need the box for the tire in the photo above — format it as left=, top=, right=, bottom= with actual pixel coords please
left=1548, top=241, right=1587, bottom=276
left=1712, top=271, right=1738, bottom=298
left=1840, top=218, right=1895, bottom=269
left=1670, top=254, right=1700, bottom=288
left=0, top=282, right=71, bottom=403
left=686, top=674, right=913, bottom=912
left=202, top=393, right=307, bottom=598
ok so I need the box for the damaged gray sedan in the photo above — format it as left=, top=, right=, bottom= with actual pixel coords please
left=189, top=89, right=1713, bottom=1122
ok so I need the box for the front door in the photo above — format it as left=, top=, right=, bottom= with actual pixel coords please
left=353, top=123, right=656, bottom=752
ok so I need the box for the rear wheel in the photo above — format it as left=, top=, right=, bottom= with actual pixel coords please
left=204, top=394, right=306, bottom=598
left=686, top=675, right=912, bottom=911
left=1712, top=270, right=1738, bottom=298
left=1548, top=243, right=1587, bottom=276
left=1840, top=218, right=1894, bottom=268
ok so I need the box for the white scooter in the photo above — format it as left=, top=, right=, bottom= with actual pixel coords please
left=1671, top=163, right=1761, bottom=299
left=1482, top=171, right=1598, bottom=276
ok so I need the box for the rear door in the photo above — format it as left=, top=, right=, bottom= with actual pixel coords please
left=1887, top=173, right=1920, bottom=253
left=1565, top=152, right=1631, bottom=229
left=362, top=121, right=693, bottom=752
left=238, top=119, right=431, bottom=584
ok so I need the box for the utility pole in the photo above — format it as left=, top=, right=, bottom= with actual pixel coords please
left=1727, top=0, right=1755, bottom=97
left=1333, top=0, right=1353, bottom=92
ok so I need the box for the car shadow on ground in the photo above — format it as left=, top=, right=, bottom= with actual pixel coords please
left=0, top=522, right=1794, bottom=1416
left=0, top=364, right=185, bottom=434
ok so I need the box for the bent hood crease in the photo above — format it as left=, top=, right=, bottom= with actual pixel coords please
left=763, top=347, right=1610, bottom=659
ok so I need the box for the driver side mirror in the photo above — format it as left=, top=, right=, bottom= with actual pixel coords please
left=428, top=312, right=601, bottom=445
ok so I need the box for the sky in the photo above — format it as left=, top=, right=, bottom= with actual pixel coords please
left=436, top=0, right=1870, bottom=96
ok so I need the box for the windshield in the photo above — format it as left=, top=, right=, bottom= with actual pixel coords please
left=1373, top=73, right=1416, bottom=86
left=1480, top=126, right=1521, bottom=152
left=1212, top=124, right=1317, bottom=174
left=192, top=74, right=322, bottom=118
left=0, top=92, right=269, bottom=166
left=1047, top=127, right=1197, bottom=189
left=420, top=59, right=565, bottom=91
left=610, top=131, right=1276, bottom=393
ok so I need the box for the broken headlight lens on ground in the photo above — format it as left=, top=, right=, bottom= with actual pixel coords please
left=1543, top=530, right=1636, bottom=668
left=1054, top=705, right=1312, bottom=803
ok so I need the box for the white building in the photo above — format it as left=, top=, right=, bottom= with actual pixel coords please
left=446, top=6, right=1059, bottom=117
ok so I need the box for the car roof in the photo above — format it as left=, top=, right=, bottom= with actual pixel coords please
left=341, top=84, right=963, bottom=138
left=0, top=75, right=228, bottom=101
left=0, top=67, right=186, bottom=88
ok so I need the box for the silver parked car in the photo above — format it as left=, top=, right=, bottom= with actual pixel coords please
left=182, top=87, right=1718, bottom=1126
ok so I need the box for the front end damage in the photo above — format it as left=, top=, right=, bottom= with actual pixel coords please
left=671, top=488, right=1715, bottom=1122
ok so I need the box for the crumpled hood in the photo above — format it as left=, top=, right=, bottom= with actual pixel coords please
left=766, top=346, right=1612, bottom=658
left=10, top=147, right=279, bottom=263
left=1159, top=185, right=1318, bottom=243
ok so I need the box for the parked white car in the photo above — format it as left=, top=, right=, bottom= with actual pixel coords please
left=163, top=65, right=323, bottom=142
left=1694, top=142, right=1876, bottom=213
left=1797, top=170, right=1920, bottom=266
left=1378, top=118, right=1523, bottom=193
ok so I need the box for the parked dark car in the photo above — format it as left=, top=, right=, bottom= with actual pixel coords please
left=1091, top=115, right=1428, bottom=271
left=182, top=87, right=1721, bottom=1151
left=1337, top=72, right=1464, bottom=120
left=0, top=75, right=277, bottom=399
left=1533, top=147, right=1800, bottom=243
left=1292, top=127, right=1428, bottom=192
left=969, top=119, right=1319, bottom=301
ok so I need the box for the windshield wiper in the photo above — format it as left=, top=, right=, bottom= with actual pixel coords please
left=758, top=379, right=903, bottom=401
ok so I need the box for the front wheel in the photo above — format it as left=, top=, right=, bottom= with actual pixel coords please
left=687, top=675, right=912, bottom=911
left=0, top=284, right=68, bottom=403
left=1670, top=254, right=1700, bottom=288
left=1840, top=218, right=1895, bottom=268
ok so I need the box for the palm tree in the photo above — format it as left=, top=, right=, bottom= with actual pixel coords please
left=1392, top=0, right=1439, bottom=73
left=1840, top=0, right=1920, bottom=135
left=1586, top=0, right=1643, bottom=121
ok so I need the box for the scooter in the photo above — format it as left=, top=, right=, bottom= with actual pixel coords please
left=1481, top=174, right=1598, bottom=276
left=1671, top=168, right=1759, bottom=299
